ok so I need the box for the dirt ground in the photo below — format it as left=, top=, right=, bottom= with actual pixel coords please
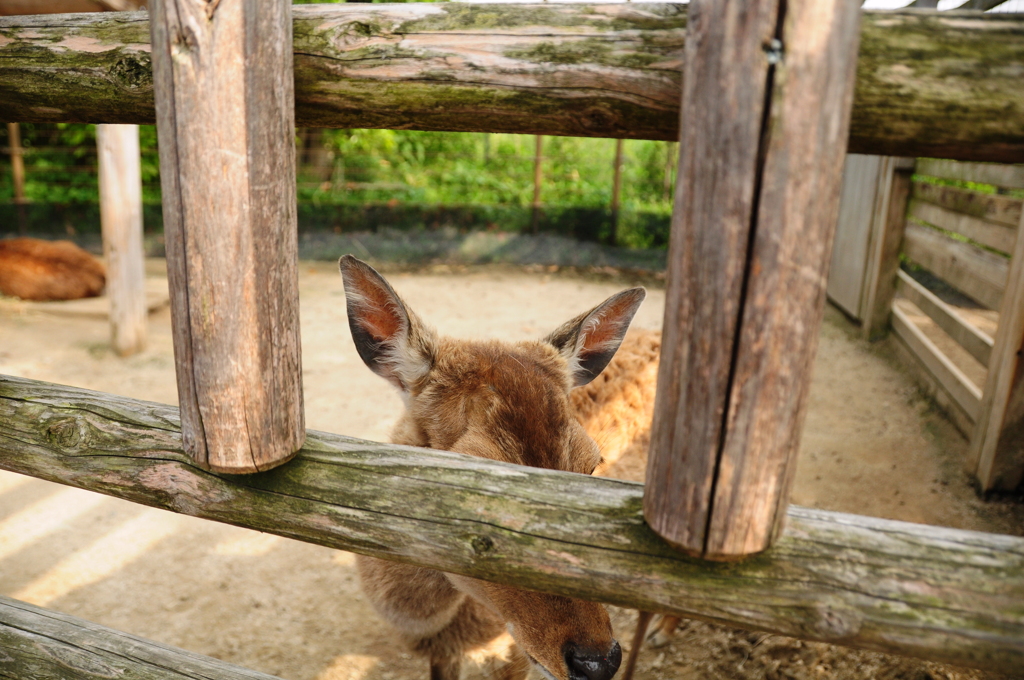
left=1, top=260, right=1022, bottom=680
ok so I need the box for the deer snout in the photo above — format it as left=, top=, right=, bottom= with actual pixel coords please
left=565, top=640, right=622, bottom=680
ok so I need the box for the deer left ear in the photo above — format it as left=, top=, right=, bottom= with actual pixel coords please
left=545, top=288, right=646, bottom=388
left=338, top=255, right=435, bottom=392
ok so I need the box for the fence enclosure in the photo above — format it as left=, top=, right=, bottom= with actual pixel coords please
left=2, top=2, right=1024, bottom=678
left=828, top=156, right=1024, bottom=491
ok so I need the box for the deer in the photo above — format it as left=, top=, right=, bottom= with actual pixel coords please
left=338, top=254, right=650, bottom=680
left=0, top=237, right=105, bottom=301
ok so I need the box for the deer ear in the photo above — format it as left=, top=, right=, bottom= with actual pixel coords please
left=338, top=255, right=435, bottom=392
left=545, top=287, right=646, bottom=388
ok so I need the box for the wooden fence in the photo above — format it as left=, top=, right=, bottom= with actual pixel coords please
left=834, top=157, right=1024, bottom=491
left=2, top=1, right=1024, bottom=677
left=2, top=376, right=1023, bottom=673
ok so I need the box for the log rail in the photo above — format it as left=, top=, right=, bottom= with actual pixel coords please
left=1, top=5, right=1024, bottom=162
left=1, top=374, right=1023, bottom=674
left=0, top=595, right=281, bottom=680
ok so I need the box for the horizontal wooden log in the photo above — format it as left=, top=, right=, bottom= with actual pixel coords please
left=912, top=181, right=1022, bottom=230
left=0, top=595, right=281, bottom=680
left=917, top=158, right=1024, bottom=191
left=896, top=269, right=994, bottom=366
left=909, top=195, right=1018, bottom=255
left=1, top=6, right=1024, bottom=161
left=1, top=375, right=1023, bottom=672
left=903, top=221, right=1009, bottom=310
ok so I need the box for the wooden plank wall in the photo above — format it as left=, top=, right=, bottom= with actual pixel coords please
left=891, top=158, right=1024, bottom=488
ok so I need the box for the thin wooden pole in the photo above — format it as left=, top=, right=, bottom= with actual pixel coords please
left=531, top=134, right=543, bottom=234
left=149, top=0, right=304, bottom=473
left=970, top=209, right=1024, bottom=491
left=96, top=124, right=146, bottom=357
left=663, top=141, right=676, bottom=201
left=6, top=122, right=27, bottom=235
left=610, top=138, right=624, bottom=246
left=645, top=0, right=863, bottom=559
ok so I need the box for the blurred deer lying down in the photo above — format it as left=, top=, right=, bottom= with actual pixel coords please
left=339, top=255, right=658, bottom=680
left=0, top=237, right=105, bottom=301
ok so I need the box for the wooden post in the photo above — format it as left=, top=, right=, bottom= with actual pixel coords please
left=610, top=138, right=624, bottom=246
left=531, top=135, right=543, bottom=234
left=970, top=210, right=1024, bottom=491
left=149, top=0, right=304, bottom=473
left=645, top=0, right=862, bottom=559
left=96, top=124, right=146, bottom=357
left=860, top=157, right=915, bottom=341
left=6, top=122, right=27, bottom=235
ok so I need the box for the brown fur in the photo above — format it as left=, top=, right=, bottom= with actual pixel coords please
left=0, top=237, right=105, bottom=301
left=573, top=329, right=661, bottom=483
left=339, top=256, right=643, bottom=680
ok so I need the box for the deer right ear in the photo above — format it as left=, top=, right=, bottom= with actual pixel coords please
left=545, top=287, right=646, bottom=388
left=338, top=255, right=435, bottom=392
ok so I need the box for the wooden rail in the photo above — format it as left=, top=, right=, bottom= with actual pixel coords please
left=2, top=6, right=1024, bottom=162
left=0, top=595, right=282, bottom=680
left=902, top=222, right=1009, bottom=311
left=891, top=302, right=983, bottom=423
left=2, top=374, right=1023, bottom=673
left=896, top=270, right=994, bottom=366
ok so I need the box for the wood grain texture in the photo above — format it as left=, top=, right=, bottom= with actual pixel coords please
left=706, top=0, right=863, bottom=559
left=0, top=595, right=282, bottom=680
left=96, top=123, right=146, bottom=357
left=902, top=222, right=1009, bottom=310
left=891, top=302, right=983, bottom=422
left=896, top=269, right=994, bottom=366
left=909, top=196, right=1018, bottom=256
left=646, top=0, right=862, bottom=559
left=644, top=0, right=781, bottom=557
left=916, top=159, right=1024, bottom=191
left=2, top=7, right=1024, bottom=161
left=149, top=0, right=303, bottom=473
left=861, top=158, right=915, bottom=341
left=1, top=374, right=1024, bottom=673
left=971, top=209, right=1024, bottom=491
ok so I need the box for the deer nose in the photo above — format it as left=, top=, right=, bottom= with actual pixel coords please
left=566, top=640, right=622, bottom=680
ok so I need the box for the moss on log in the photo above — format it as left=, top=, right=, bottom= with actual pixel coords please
left=1, top=6, right=1023, bottom=161
left=0, top=595, right=282, bottom=679
left=1, top=374, right=1023, bottom=672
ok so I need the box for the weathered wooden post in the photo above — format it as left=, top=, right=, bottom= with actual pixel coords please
left=149, top=0, right=304, bottom=473
left=971, top=205, right=1024, bottom=491
left=96, top=124, right=146, bottom=357
left=645, top=0, right=862, bottom=559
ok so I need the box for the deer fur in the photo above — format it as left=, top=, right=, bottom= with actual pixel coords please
left=339, top=255, right=652, bottom=680
left=0, top=237, right=105, bottom=301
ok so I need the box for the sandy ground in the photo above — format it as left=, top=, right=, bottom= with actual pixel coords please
left=1, top=260, right=1022, bottom=680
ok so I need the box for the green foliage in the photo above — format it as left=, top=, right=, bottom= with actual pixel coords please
left=303, top=129, right=676, bottom=212
left=2, top=123, right=676, bottom=245
left=0, top=123, right=161, bottom=205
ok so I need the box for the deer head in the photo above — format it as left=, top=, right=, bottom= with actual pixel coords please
left=339, top=255, right=645, bottom=680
